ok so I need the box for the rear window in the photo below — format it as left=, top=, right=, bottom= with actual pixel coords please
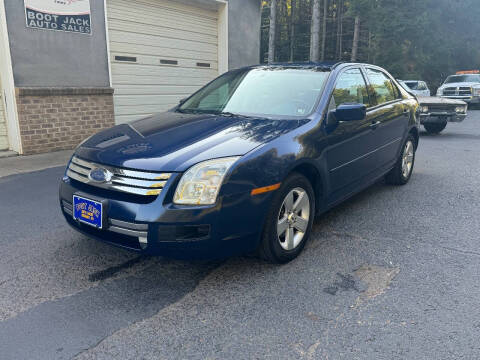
left=404, top=81, right=419, bottom=90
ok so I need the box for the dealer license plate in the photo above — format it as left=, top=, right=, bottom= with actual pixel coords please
left=73, top=195, right=103, bottom=229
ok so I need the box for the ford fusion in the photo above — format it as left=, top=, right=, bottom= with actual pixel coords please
left=60, top=62, right=419, bottom=263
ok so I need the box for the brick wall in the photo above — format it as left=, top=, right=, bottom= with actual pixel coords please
left=15, top=87, right=115, bottom=155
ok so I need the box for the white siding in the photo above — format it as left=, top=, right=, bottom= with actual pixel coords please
left=0, top=92, right=8, bottom=151
left=107, top=0, right=220, bottom=124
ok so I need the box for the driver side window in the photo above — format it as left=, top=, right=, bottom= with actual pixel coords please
left=332, top=68, right=371, bottom=108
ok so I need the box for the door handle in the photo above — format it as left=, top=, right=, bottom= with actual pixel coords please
left=370, top=121, right=381, bottom=129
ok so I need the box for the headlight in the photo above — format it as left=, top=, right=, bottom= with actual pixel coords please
left=473, top=87, right=480, bottom=96
left=173, top=157, right=240, bottom=205
left=456, top=106, right=467, bottom=113
left=420, top=106, right=429, bottom=113
left=437, top=89, right=443, bottom=96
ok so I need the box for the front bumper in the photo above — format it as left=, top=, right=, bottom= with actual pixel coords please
left=439, top=95, right=480, bottom=104
left=419, top=112, right=467, bottom=124
left=59, top=176, right=272, bottom=259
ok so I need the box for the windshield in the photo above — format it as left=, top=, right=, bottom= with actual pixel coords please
left=444, top=75, right=480, bottom=84
left=178, top=68, right=330, bottom=118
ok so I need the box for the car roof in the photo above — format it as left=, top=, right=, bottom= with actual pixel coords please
left=245, top=61, right=384, bottom=72
left=245, top=61, right=341, bottom=71
left=266, top=61, right=340, bottom=68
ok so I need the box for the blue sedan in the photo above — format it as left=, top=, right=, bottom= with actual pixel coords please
left=60, top=62, right=419, bottom=263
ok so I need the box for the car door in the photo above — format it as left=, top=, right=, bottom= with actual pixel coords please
left=421, top=82, right=431, bottom=96
left=325, top=67, right=378, bottom=203
left=363, top=67, right=408, bottom=170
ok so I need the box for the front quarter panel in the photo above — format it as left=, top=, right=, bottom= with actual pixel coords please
left=223, top=117, right=324, bottom=193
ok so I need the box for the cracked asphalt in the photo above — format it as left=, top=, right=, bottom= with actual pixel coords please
left=1, top=111, right=480, bottom=359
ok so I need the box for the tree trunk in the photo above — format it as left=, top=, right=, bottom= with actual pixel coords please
left=268, top=0, right=277, bottom=64
left=320, top=0, right=328, bottom=61
left=336, top=0, right=343, bottom=60
left=367, top=31, right=372, bottom=63
left=310, top=0, right=321, bottom=61
left=351, top=15, right=360, bottom=62
left=289, top=0, right=296, bottom=62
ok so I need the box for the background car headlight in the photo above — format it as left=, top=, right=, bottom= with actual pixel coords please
left=174, top=157, right=240, bottom=205
left=420, top=106, right=429, bottom=113
left=473, top=87, right=480, bottom=96
left=437, top=89, right=443, bottom=96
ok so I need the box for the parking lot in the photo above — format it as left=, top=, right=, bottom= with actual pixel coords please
left=1, top=111, right=480, bottom=359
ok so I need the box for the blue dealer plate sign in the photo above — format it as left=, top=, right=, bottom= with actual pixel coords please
left=73, top=195, right=103, bottom=228
left=24, top=0, right=91, bottom=34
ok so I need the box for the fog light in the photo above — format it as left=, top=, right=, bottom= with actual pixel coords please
left=175, top=225, right=210, bottom=241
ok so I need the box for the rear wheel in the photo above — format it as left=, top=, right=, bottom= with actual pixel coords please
left=258, top=173, right=315, bottom=264
left=424, top=120, right=447, bottom=134
left=385, top=134, right=416, bottom=185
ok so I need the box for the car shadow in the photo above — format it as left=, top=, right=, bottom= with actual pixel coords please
left=420, top=130, right=480, bottom=140
left=77, top=175, right=421, bottom=283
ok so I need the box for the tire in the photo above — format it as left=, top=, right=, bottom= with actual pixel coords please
left=257, top=173, right=315, bottom=264
left=385, top=134, right=416, bottom=185
left=424, top=121, right=447, bottom=134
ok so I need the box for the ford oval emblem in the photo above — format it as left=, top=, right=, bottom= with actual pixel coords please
left=88, top=168, right=112, bottom=183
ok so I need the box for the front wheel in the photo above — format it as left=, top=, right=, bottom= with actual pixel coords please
left=424, top=121, right=447, bottom=134
left=257, top=173, right=315, bottom=264
left=385, top=135, right=416, bottom=185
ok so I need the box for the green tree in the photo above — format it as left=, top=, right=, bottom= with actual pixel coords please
left=260, top=0, right=480, bottom=91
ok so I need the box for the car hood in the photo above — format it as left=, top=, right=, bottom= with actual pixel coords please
left=439, top=82, right=479, bottom=89
left=417, top=96, right=467, bottom=106
left=75, top=112, right=309, bottom=172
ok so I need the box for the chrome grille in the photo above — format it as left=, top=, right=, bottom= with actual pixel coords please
left=443, top=87, right=472, bottom=96
left=443, top=87, right=457, bottom=96
left=428, top=104, right=455, bottom=112
left=66, top=156, right=172, bottom=196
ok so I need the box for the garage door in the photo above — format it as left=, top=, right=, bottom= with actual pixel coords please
left=107, top=0, right=220, bottom=124
left=0, top=90, right=8, bottom=151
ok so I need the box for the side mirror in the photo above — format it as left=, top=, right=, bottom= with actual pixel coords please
left=334, top=103, right=367, bottom=122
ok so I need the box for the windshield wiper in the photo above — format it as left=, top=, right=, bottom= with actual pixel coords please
left=217, top=111, right=243, bottom=117
left=176, top=108, right=207, bottom=114
left=178, top=109, right=271, bottom=120
left=217, top=111, right=262, bottom=119
left=217, top=111, right=277, bottom=121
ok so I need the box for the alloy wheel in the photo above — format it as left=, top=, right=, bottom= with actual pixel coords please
left=402, top=140, right=414, bottom=178
left=277, top=187, right=310, bottom=251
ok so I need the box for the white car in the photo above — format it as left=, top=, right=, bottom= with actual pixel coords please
left=437, top=72, right=480, bottom=105
left=398, top=80, right=431, bottom=97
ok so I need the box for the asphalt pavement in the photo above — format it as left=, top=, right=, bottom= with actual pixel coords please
left=1, top=112, right=479, bottom=360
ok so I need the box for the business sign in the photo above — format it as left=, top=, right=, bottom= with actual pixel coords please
left=24, top=0, right=91, bottom=34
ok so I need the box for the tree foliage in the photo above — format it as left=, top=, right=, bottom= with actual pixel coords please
left=261, top=0, right=480, bottom=90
